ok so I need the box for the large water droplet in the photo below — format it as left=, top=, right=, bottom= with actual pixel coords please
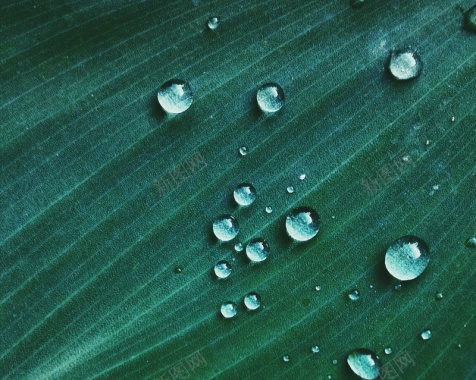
left=246, top=238, right=270, bottom=262
left=213, top=215, right=240, bottom=241
left=214, top=260, right=232, bottom=279
left=348, top=289, right=360, bottom=301
left=285, top=206, right=320, bottom=242
left=347, top=348, right=381, bottom=380
left=350, top=0, right=364, bottom=9
left=465, top=237, right=476, bottom=248
left=385, top=235, right=429, bottom=280
left=220, top=301, right=237, bottom=318
left=421, top=329, right=432, bottom=340
left=464, top=5, right=476, bottom=33
left=387, top=49, right=423, bottom=80
left=256, top=82, right=285, bottom=113
left=157, top=79, right=193, bottom=114
left=234, top=183, right=257, bottom=206
left=244, top=292, right=261, bottom=310
left=207, top=16, right=220, bottom=30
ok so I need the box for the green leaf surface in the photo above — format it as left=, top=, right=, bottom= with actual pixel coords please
left=1, top=1, right=475, bottom=379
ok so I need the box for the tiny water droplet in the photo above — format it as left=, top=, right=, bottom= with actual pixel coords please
left=465, top=237, right=476, bottom=248
left=385, top=235, right=430, bottom=281
left=174, top=266, right=183, bottom=274
left=315, top=285, right=322, bottom=291
left=387, top=48, right=423, bottom=81
left=421, top=329, right=432, bottom=340
left=350, top=0, right=364, bottom=9
left=286, top=185, right=295, bottom=194
left=312, top=345, right=320, bottom=353
left=299, top=174, right=306, bottom=180
left=435, top=292, right=443, bottom=300
left=457, top=343, right=462, bottom=349
left=244, top=292, right=261, bottom=310
left=246, top=238, right=270, bottom=262
left=239, top=146, right=248, bottom=156
left=213, top=215, right=240, bottom=241
left=332, top=359, right=338, bottom=365
left=265, top=206, right=273, bottom=214
left=256, top=82, right=285, bottom=113
left=220, top=301, right=237, bottom=318
left=234, top=242, right=244, bottom=252
left=384, top=347, right=392, bottom=355
left=234, top=183, right=257, bottom=206
left=464, top=5, right=476, bottom=33
left=207, top=16, right=219, bottom=30
left=347, top=348, right=381, bottom=380
left=394, top=283, right=402, bottom=291
left=285, top=206, right=320, bottom=242
left=282, top=354, right=290, bottom=362
left=157, top=79, right=193, bottom=114
left=214, top=260, right=232, bottom=279
left=348, top=289, right=360, bottom=301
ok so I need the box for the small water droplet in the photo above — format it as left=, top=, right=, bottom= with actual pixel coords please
left=385, top=235, right=430, bottom=281
left=286, top=185, right=295, bottom=194
left=213, top=215, right=240, bottom=241
left=174, top=266, right=183, bottom=274
left=387, top=48, right=423, bottom=81
left=246, top=238, right=270, bottom=262
left=457, top=343, right=462, bottom=349
left=421, top=329, right=432, bottom=340
left=350, top=0, right=364, bottom=9
left=299, top=174, right=306, bottom=180
left=265, top=206, right=273, bottom=214
left=256, top=82, right=285, bottom=113
left=347, top=348, right=381, bottom=380
left=394, top=283, right=402, bottom=291
left=384, top=347, right=392, bottom=355
left=450, top=116, right=455, bottom=122
left=234, top=183, right=257, bottom=206
left=435, top=292, right=443, bottom=300
left=157, top=79, right=193, bottom=114
left=465, top=237, right=476, bottom=248
left=285, top=206, right=320, bottom=242
left=220, top=301, right=237, bottom=318
left=332, top=359, right=338, bottom=365
left=207, top=16, right=219, bottom=30
left=239, top=146, right=248, bottom=156
left=312, top=345, right=320, bottom=353
left=244, top=292, right=261, bottom=310
left=464, top=5, right=476, bottom=33
left=234, top=242, right=244, bottom=252
left=348, top=289, right=360, bottom=301
left=315, top=285, right=322, bottom=291
left=282, top=354, right=290, bottom=362
left=214, top=260, right=232, bottom=279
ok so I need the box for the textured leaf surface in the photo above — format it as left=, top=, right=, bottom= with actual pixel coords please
left=1, top=1, right=475, bottom=379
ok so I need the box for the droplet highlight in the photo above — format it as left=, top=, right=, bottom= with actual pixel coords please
left=244, top=292, right=261, bottom=310
left=282, top=354, right=290, bottom=362
left=312, top=345, right=320, bottom=353
left=387, top=48, right=423, bottom=81
left=246, top=238, right=270, bottom=262
left=435, top=292, right=443, bottom=300
left=285, top=206, right=320, bottom=242
left=256, top=82, right=285, bottom=113
left=220, top=301, right=237, bottom=318
left=214, top=260, right=232, bottom=279
left=234, top=242, right=244, bottom=252
left=384, top=347, right=392, bottom=355
left=286, top=185, right=295, bottom=194
left=213, top=215, right=240, bottom=241
left=385, top=235, right=429, bottom=281
left=348, top=289, right=360, bottom=301
left=421, top=329, right=432, bottom=340
left=265, top=206, right=273, bottom=214
left=347, top=348, right=381, bottom=380
left=239, top=146, right=248, bottom=156
left=157, top=79, right=193, bottom=114
left=207, top=16, right=219, bottom=30
left=234, top=183, right=257, bottom=206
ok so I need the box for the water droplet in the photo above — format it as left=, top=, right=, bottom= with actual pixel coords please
left=256, top=82, right=285, bottom=113
left=465, top=237, right=476, bottom=248
left=213, top=215, right=240, bottom=241
left=244, top=292, right=261, bottom=310
left=157, top=79, right=193, bottom=114
left=394, top=283, right=402, bottom=291
left=265, top=206, right=273, bottom=214
left=348, top=289, right=360, bottom=301
left=464, top=5, right=476, bottom=33
left=384, top=347, right=392, bottom=355
left=350, top=0, right=364, bottom=9
left=387, top=48, right=423, bottom=81
left=385, top=235, right=429, bottom=281
left=312, top=345, right=320, bottom=353
left=174, top=266, right=183, bottom=274
left=315, top=285, right=322, bottom=291
left=207, top=16, right=219, bottom=30
left=457, top=343, right=462, bottom=349
left=282, top=354, right=290, bottom=362
left=286, top=185, right=295, bottom=194
left=214, top=260, right=232, bottom=279
left=435, top=292, right=443, bottom=300
left=239, top=146, right=248, bottom=156
left=233, top=183, right=257, bottom=206
left=246, top=238, right=270, bottom=262
left=220, top=301, right=237, bottom=318
left=299, top=174, right=306, bottom=180
left=234, top=242, right=244, bottom=252
left=332, top=359, right=338, bottom=365
left=285, top=206, right=320, bottom=242
left=421, top=329, right=432, bottom=340
left=347, top=348, right=381, bottom=380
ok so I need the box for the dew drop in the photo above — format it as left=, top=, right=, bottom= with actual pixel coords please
left=421, top=329, right=432, bottom=340
left=244, top=292, right=261, bottom=310
left=350, top=0, right=364, bottom=9
left=332, top=359, right=338, bottom=365
left=387, top=48, right=423, bottom=81
left=239, top=146, right=248, bottom=156
left=173, top=266, right=183, bottom=274
left=283, top=355, right=290, bottom=362
left=285, top=206, right=320, bottom=242
left=214, top=260, right=232, bottom=279
left=213, top=215, right=240, bottom=241
left=220, top=301, right=237, bottom=318
left=265, top=206, right=273, bottom=214
left=347, top=348, right=381, bottom=380
left=286, top=185, right=295, bottom=194
left=246, top=238, right=270, bottom=262
left=312, top=345, right=320, bottom=353
left=256, top=82, right=285, bottom=113
left=464, top=5, right=476, bottom=33
left=465, top=237, right=476, bottom=248
left=435, top=292, right=443, bottom=300
left=234, top=183, right=257, bottom=206
left=348, top=289, right=360, bottom=301
left=234, top=242, right=244, bottom=252
left=315, top=285, right=322, bottom=291
left=384, top=347, right=392, bottom=355
left=299, top=174, right=306, bottom=180
left=207, top=16, right=219, bottom=30
left=394, top=283, right=402, bottom=291
left=385, top=235, right=429, bottom=281
left=157, top=79, right=193, bottom=114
